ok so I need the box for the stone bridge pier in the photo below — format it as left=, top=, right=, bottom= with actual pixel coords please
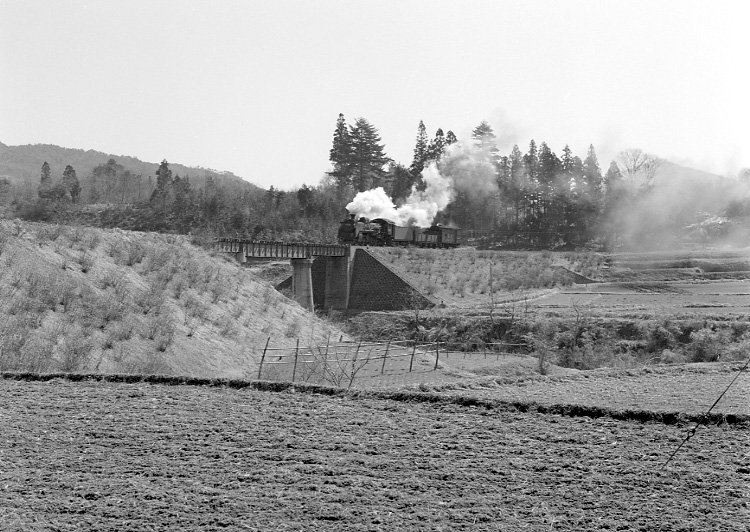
left=291, top=255, right=351, bottom=312
left=290, top=258, right=315, bottom=311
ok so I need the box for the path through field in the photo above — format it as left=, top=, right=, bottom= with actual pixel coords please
left=1, top=378, right=748, bottom=531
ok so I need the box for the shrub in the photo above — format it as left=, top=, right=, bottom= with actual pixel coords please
left=285, top=318, right=301, bottom=338
left=78, top=249, right=94, bottom=273
left=686, top=328, right=728, bottom=362
left=645, top=323, right=678, bottom=353
left=125, top=242, right=147, bottom=266
left=134, top=289, right=165, bottom=315
left=84, top=232, right=101, bottom=250
left=660, top=349, right=685, bottom=364
left=105, top=240, right=123, bottom=259
left=144, top=247, right=171, bottom=273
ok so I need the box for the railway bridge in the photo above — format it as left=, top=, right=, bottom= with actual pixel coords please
left=216, top=238, right=434, bottom=313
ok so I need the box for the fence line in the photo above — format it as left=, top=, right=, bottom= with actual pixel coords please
left=253, top=337, right=528, bottom=388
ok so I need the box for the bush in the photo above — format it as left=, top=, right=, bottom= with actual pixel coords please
left=58, top=333, right=93, bottom=372
left=686, top=327, right=729, bottom=362
left=659, top=349, right=685, bottom=364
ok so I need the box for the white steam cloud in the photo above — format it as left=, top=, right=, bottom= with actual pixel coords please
left=346, top=143, right=498, bottom=227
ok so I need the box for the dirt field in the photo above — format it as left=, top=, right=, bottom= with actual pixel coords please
left=417, top=362, right=750, bottom=416
left=1, top=377, right=748, bottom=531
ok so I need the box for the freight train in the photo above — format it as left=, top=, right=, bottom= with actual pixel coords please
left=338, top=214, right=459, bottom=248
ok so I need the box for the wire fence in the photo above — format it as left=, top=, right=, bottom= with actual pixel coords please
left=254, top=337, right=529, bottom=388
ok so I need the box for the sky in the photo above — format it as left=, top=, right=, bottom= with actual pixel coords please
left=1, top=0, right=748, bottom=190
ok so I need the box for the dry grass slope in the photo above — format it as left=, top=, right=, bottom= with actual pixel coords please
left=0, top=220, right=346, bottom=378
left=368, top=247, right=604, bottom=307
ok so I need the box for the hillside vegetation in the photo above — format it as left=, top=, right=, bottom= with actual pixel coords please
left=369, top=247, right=604, bottom=307
left=0, top=220, right=345, bottom=378
left=0, top=142, right=256, bottom=191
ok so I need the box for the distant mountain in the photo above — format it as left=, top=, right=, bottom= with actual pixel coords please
left=656, top=161, right=724, bottom=186
left=0, top=141, right=262, bottom=192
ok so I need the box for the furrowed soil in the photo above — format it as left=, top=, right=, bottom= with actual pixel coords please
left=414, top=362, right=750, bottom=416
left=1, top=378, right=748, bottom=531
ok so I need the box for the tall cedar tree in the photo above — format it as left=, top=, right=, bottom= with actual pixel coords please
left=523, top=140, right=539, bottom=224
left=602, top=160, right=625, bottom=246
left=509, top=144, right=526, bottom=226
left=427, top=128, right=446, bottom=162
left=349, top=117, right=389, bottom=192
left=38, top=161, right=52, bottom=198
left=582, top=144, right=603, bottom=202
left=150, top=160, right=173, bottom=216
left=328, top=113, right=352, bottom=193
left=409, top=120, right=429, bottom=177
left=471, top=121, right=499, bottom=164
left=62, top=165, right=81, bottom=203
left=537, top=142, right=560, bottom=231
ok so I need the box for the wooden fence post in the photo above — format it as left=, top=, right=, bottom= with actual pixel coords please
left=381, top=341, right=390, bottom=375
left=257, top=336, right=270, bottom=380
left=322, top=334, right=330, bottom=382
left=292, top=338, right=300, bottom=382
left=434, top=342, right=440, bottom=371
left=409, top=343, right=417, bottom=372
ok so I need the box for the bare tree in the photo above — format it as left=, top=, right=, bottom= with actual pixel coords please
left=642, top=156, right=665, bottom=189
left=618, top=148, right=647, bottom=187
left=618, top=149, right=664, bottom=190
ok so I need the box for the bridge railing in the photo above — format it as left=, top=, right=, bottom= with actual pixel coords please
left=216, top=238, right=348, bottom=258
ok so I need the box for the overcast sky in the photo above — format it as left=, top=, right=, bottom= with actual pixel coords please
left=1, top=0, right=747, bottom=189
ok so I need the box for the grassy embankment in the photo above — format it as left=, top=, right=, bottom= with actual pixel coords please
left=0, top=219, right=345, bottom=378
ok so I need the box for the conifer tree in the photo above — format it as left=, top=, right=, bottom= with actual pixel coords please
left=471, top=121, right=499, bottom=163
left=537, top=142, right=560, bottom=232
left=523, top=140, right=540, bottom=229
left=426, top=128, right=446, bottom=162
left=328, top=113, right=353, bottom=193
left=62, top=165, right=81, bottom=203
left=150, top=160, right=174, bottom=219
left=602, top=160, right=626, bottom=247
left=409, top=120, right=429, bottom=177
left=349, top=117, right=389, bottom=192
left=509, top=144, right=526, bottom=227
left=582, top=144, right=603, bottom=201
left=38, top=161, right=52, bottom=199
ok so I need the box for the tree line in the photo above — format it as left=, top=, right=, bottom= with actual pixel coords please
left=6, top=113, right=749, bottom=249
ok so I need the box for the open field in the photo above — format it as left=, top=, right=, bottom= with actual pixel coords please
left=1, top=376, right=748, bottom=531
left=415, top=361, right=750, bottom=417
left=533, top=280, right=750, bottom=319
left=366, top=247, right=750, bottom=315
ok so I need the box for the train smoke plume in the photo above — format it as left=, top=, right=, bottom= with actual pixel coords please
left=346, top=163, right=454, bottom=227
left=346, top=143, right=498, bottom=227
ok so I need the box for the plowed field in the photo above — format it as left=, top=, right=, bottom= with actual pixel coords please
left=419, top=362, right=750, bottom=416
left=1, top=378, right=748, bottom=531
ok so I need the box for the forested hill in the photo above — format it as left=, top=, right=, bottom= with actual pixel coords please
left=0, top=141, right=260, bottom=193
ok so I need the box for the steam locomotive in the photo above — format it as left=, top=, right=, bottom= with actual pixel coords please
left=338, top=214, right=459, bottom=248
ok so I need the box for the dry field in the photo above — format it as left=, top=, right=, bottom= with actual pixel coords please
left=367, top=247, right=750, bottom=318
left=534, top=280, right=750, bottom=319
left=415, top=361, right=750, bottom=417
left=1, top=373, right=748, bottom=531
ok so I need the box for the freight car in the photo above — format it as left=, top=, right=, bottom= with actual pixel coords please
left=337, top=214, right=459, bottom=248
